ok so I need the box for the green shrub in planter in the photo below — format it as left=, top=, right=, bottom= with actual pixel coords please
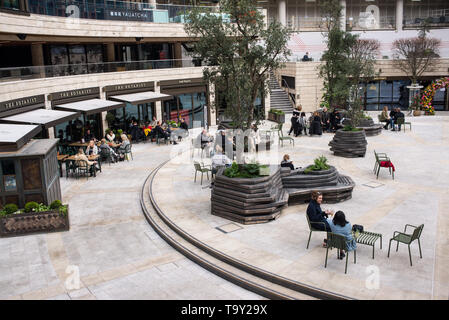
left=50, top=200, right=62, bottom=210
left=24, top=201, right=39, bottom=213
left=59, top=205, right=68, bottom=217
left=3, top=203, right=18, bottom=215
left=304, top=156, right=330, bottom=173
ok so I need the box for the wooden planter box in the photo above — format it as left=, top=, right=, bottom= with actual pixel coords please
left=0, top=207, right=69, bottom=238
left=268, top=112, right=285, bottom=123
left=329, top=129, right=367, bottom=158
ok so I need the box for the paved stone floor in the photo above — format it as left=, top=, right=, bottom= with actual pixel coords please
left=1, top=115, right=448, bottom=300
left=0, top=137, right=263, bottom=300
left=151, top=115, right=449, bottom=300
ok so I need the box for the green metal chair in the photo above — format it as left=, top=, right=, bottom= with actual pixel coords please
left=388, top=224, right=424, bottom=266
left=325, top=232, right=356, bottom=274
left=194, top=161, right=211, bottom=185
left=395, top=117, right=412, bottom=132
left=278, top=126, right=294, bottom=147
left=306, top=214, right=327, bottom=249
left=373, top=150, right=393, bottom=179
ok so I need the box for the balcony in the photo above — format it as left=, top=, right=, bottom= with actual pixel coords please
left=0, top=58, right=201, bottom=83
left=26, top=0, right=219, bottom=23
left=404, top=9, right=449, bottom=29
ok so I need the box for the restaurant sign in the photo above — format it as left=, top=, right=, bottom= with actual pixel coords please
left=49, top=87, right=100, bottom=102
left=105, top=8, right=151, bottom=22
left=0, top=95, right=45, bottom=113
left=160, top=78, right=205, bottom=88
left=104, top=81, right=154, bottom=93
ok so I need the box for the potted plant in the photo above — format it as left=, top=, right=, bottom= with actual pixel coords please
left=410, top=93, right=423, bottom=116
left=268, top=108, right=285, bottom=123
left=0, top=200, right=69, bottom=237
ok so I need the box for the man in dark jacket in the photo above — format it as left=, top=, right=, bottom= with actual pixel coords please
left=393, top=108, right=405, bottom=131
left=389, top=108, right=397, bottom=131
left=306, top=191, right=334, bottom=232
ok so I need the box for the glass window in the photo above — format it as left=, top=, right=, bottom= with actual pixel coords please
left=1, top=160, right=16, bottom=192
left=1, top=0, right=20, bottom=10
left=69, top=45, right=87, bottom=75
left=163, top=97, right=179, bottom=122
left=178, top=93, right=193, bottom=126
left=433, top=88, right=446, bottom=111
left=366, top=82, right=379, bottom=104
left=379, top=81, right=393, bottom=103
left=125, top=103, right=139, bottom=128
left=192, top=92, right=206, bottom=128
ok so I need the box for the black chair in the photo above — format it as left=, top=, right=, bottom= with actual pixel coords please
left=100, top=147, right=113, bottom=166
left=75, top=160, right=90, bottom=180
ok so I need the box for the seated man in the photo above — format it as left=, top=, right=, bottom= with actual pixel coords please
left=302, top=52, right=311, bottom=62
left=99, top=138, right=118, bottom=162
left=393, top=107, right=405, bottom=131
left=84, top=129, right=95, bottom=143
left=211, top=145, right=232, bottom=176
left=199, top=129, right=214, bottom=156
left=153, top=121, right=170, bottom=141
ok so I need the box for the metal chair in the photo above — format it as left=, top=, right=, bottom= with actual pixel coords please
left=374, top=150, right=394, bottom=179
left=306, top=214, right=328, bottom=249
left=194, top=161, right=211, bottom=185
left=388, top=224, right=424, bottom=266
left=325, top=232, right=356, bottom=274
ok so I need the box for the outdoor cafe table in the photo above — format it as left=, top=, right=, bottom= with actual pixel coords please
left=65, top=154, right=102, bottom=176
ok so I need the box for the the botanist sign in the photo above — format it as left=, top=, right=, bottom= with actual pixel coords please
left=48, top=87, right=100, bottom=105
left=0, top=95, right=45, bottom=115
left=104, top=81, right=154, bottom=95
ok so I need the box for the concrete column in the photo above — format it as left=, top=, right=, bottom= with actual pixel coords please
left=174, top=42, right=182, bottom=68
left=396, top=0, right=403, bottom=31
left=339, top=0, right=346, bottom=31
left=31, top=43, right=45, bottom=78
left=278, top=0, right=286, bottom=26
left=100, top=89, right=108, bottom=133
left=105, top=43, right=115, bottom=62
left=44, top=98, right=55, bottom=138
left=155, top=82, right=162, bottom=121
left=208, top=83, right=216, bottom=127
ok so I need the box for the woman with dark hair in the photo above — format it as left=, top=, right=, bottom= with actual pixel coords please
left=309, top=111, right=323, bottom=136
left=327, top=211, right=356, bottom=259
left=306, top=191, right=334, bottom=246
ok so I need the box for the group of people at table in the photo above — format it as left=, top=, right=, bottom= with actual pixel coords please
left=289, top=107, right=345, bottom=137
left=128, top=116, right=189, bottom=144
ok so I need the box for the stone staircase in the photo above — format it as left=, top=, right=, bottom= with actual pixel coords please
left=269, top=71, right=294, bottom=114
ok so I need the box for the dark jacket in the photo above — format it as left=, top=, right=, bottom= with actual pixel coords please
left=307, top=199, right=331, bottom=232
left=281, top=160, right=294, bottom=170
left=309, top=116, right=323, bottom=135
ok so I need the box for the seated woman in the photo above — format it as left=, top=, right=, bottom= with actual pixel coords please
left=280, top=154, right=295, bottom=170
left=106, top=129, right=116, bottom=143
left=85, top=139, right=98, bottom=156
left=306, top=191, right=334, bottom=246
left=74, top=148, right=98, bottom=176
left=327, top=211, right=356, bottom=259
left=117, top=134, right=130, bottom=161
left=309, top=111, right=323, bottom=136
left=379, top=106, right=391, bottom=130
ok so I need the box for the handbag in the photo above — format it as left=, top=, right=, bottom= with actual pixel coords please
left=352, top=224, right=364, bottom=233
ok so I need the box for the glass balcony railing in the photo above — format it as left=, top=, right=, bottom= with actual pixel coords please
left=404, top=9, right=449, bottom=28
left=347, top=15, right=396, bottom=30
left=0, top=59, right=203, bottom=82
left=27, top=0, right=219, bottom=23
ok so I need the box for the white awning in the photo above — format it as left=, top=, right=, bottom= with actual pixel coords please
left=109, top=91, right=172, bottom=105
left=0, top=123, right=41, bottom=152
left=54, top=98, right=125, bottom=115
left=1, top=109, right=80, bottom=129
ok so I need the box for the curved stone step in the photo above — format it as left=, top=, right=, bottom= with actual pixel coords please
left=143, top=161, right=351, bottom=300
